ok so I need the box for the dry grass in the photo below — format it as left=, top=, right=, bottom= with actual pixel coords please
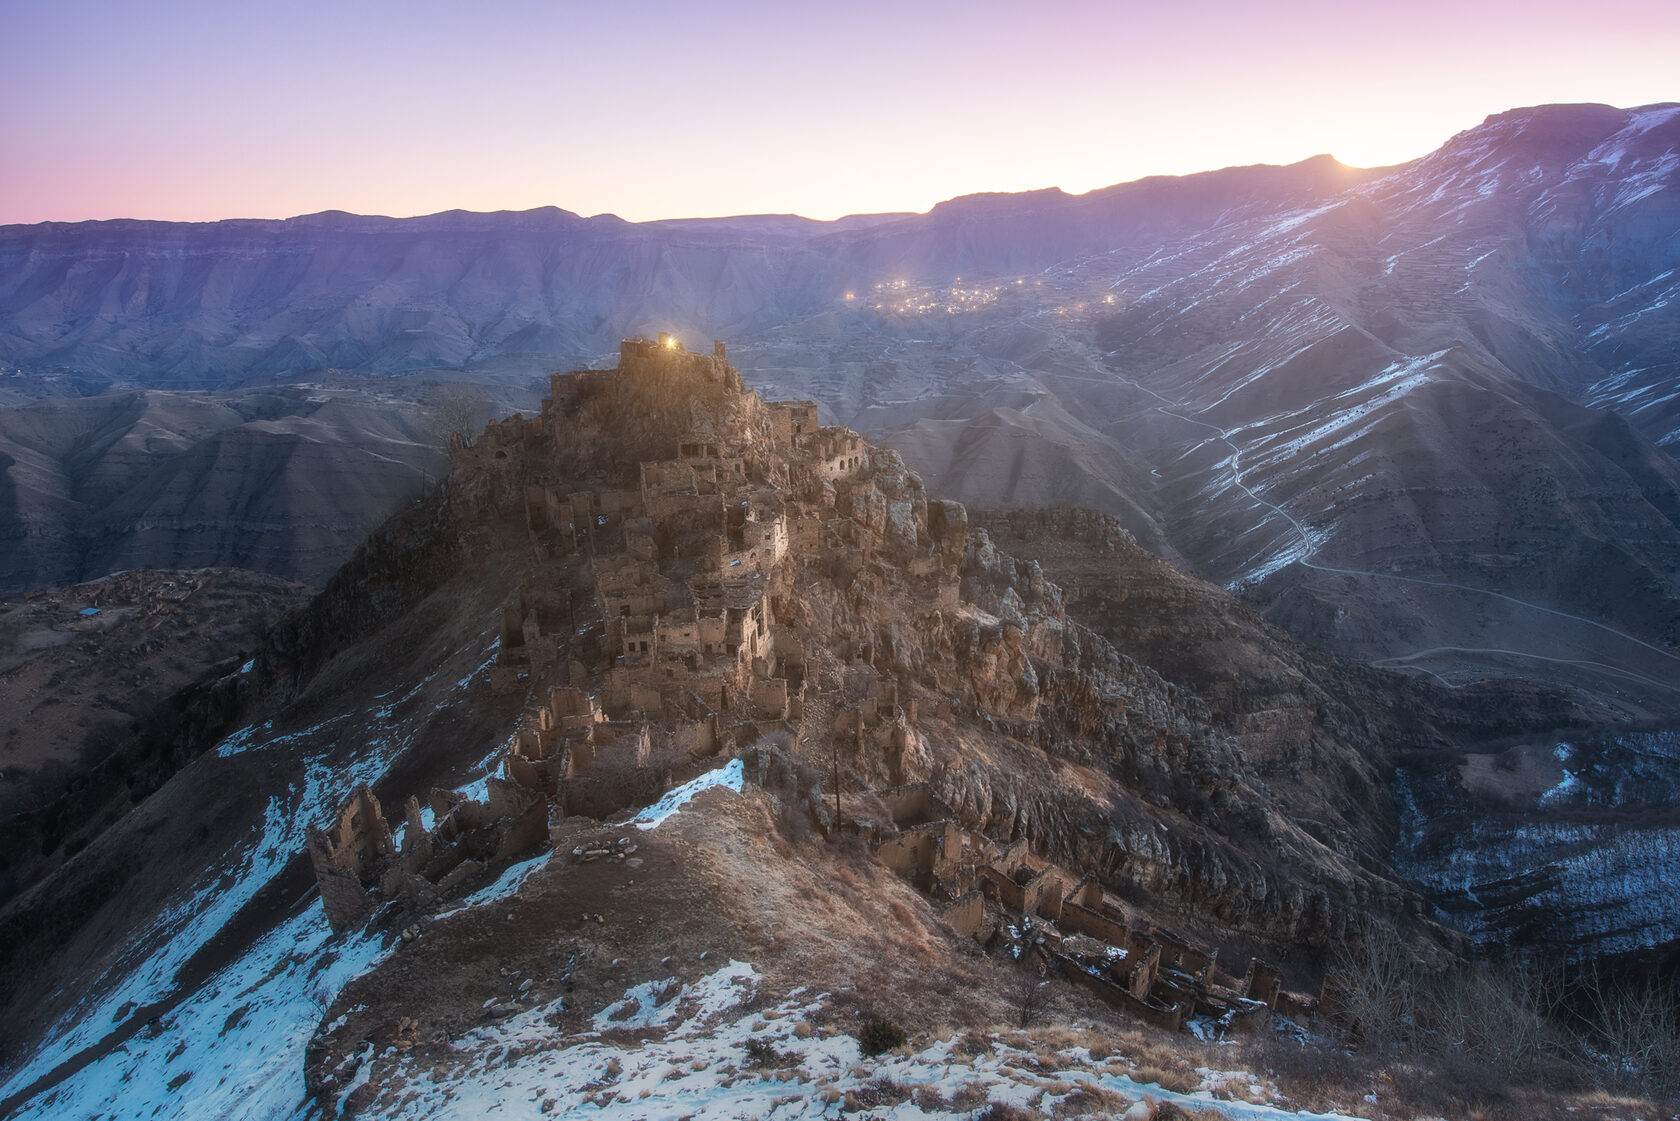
left=844, top=1076, right=912, bottom=1111
left=912, top=1084, right=950, bottom=1112
left=594, top=1026, right=668, bottom=1049
left=949, top=1080, right=991, bottom=1112
left=1024, top=1024, right=1110, bottom=1054
left=1049, top=1083, right=1132, bottom=1118
left=1130, top=1062, right=1199, bottom=1095
left=1235, top=1032, right=1678, bottom=1121
left=974, top=1104, right=1040, bottom=1121
left=1154, top=1104, right=1228, bottom=1120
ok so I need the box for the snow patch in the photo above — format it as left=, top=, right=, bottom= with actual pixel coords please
left=434, top=850, right=552, bottom=921
left=7, top=906, right=390, bottom=1121
left=633, top=759, right=746, bottom=830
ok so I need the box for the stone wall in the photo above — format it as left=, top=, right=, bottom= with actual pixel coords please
left=938, top=889, right=986, bottom=939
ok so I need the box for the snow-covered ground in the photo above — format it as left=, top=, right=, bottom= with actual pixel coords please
left=4, top=821, right=546, bottom=1119
left=0, top=743, right=400, bottom=1106
left=352, top=961, right=1371, bottom=1121
left=633, top=758, right=745, bottom=830
left=0, top=634, right=511, bottom=1118
left=8, top=905, right=388, bottom=1121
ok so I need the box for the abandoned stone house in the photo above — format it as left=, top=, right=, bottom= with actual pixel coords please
left=306, top=779, right=547, bottom=933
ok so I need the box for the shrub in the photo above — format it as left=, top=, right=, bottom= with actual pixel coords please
left=857, top=1015, right=909, bottom=1057
left=742, top=1037, right=785, bottom=1066
left=975, top=1104, right=1037, bottom=1121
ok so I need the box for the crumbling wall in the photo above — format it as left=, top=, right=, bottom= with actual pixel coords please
left=767, top=400, right=819, bottom=449
left=1060, top=900, right=1130, bottom=946
left=306, top=786, right=396, bottom=932
left=977, top=865, right=1027, bottom=912
left=1124, top=938, right=1161, bottom=997
left=1021, top=866, right=1065, bottom=921
left=749, top=676, right=788, bottom=719
left=938, top=889, right=986, bottom=939
left=309, top=777, right=550, bottom=933
left=1154, top=930, right=1215, bottom=982
left=308, top=834, right=378, bottom=932
left=1057, top=953, right=1191, bottom=1032
left=878, top=783, right=958, bottom=830
left=876, top=823, right=945, bottom=889
left=1243, top=958, right=1282, bottom=1010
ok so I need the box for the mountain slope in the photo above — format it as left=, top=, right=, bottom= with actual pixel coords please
left=4, top=344, right=1676, bottom=1119
left=0, top=384, right=450, bottom=594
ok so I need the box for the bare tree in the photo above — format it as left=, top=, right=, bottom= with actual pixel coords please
left=1429, top=959, right=1557, bottom=1072
left=1327, top=917, right=1424, bottom=1056
left=427, top=384, right=489, bottom=449
left=1013, top=959, right=1051, bottom=1028
left=1581, top=972, right=1680, bottom=1099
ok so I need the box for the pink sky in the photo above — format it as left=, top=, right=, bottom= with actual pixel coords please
left=3, top=0, right=1677, bottom=224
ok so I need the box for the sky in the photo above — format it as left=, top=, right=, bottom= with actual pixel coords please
left=3, top=0, right=1677, bottom=225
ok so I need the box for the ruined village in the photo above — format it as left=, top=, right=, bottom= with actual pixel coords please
left=307, top=336, right=1302, bottom=1037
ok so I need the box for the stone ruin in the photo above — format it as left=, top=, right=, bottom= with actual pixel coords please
left=312, top=334, right=958, bottom=931
left=453, top=335, right=953, bottom=815
left=307, top=778, right=549, bottom=933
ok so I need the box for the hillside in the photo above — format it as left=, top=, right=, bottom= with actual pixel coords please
left=0, top=567, right=312, bottom=899
left=975, top=506, right=1680, bottom=963
left=0, top=383, right=453, bottom=595
left=3, top=341, right=1674, bottom=1119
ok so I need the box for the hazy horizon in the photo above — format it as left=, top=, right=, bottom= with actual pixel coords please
left=6, top=0, right=1679, bottom=226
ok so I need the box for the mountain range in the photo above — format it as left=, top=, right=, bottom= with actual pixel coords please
left=3, top=103, right=1678, bottom=725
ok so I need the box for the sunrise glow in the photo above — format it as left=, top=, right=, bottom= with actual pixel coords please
left=3, top=0, right=1678, bottom=224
